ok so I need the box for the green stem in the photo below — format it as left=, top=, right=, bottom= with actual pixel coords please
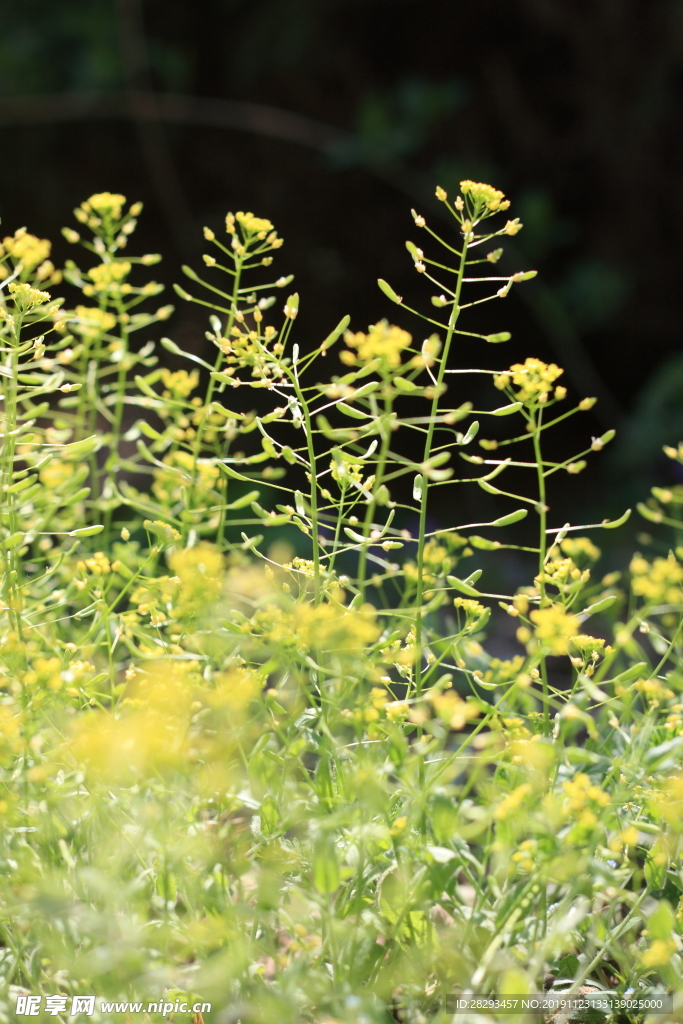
left=183, top=258, right=243, bottom=543
left=532, top=409, right=550, bottom=734
left=357, top=395, right=393, bottom=599
left=414, top=244, right=467, bottom=702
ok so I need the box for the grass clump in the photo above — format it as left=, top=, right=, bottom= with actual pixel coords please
left=0, top=180, right=681, bottom=1023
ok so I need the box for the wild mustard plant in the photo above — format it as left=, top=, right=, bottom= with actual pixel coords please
left=0, top=182, right=682, bottom=1024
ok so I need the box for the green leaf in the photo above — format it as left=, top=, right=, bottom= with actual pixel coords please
left=312, top=834, right=340, bottom=894
left=4, top=474, right=37, bottom=495
left=337, top=401, right=369, bottom=419
left=210, top=402, right=243, bottom=420
left=458, top=420, right=479, bottom=445
left=378, top=278, right=402, bottom=304
left=226, top=490, right=260, bottom=510
left=478, top=479, right=503, bottom=495
left=490, top=508, right=528, bottom=527
left=580, top=595, right=617, bottom=617
left=602, top=507, right=631, bottom=528
left=181, top=264, right=201, bottom=283
left=469, top=535, right=501, bottom=551
left=351, top=380, right=380, bottom=400
left=393, top=376, right=419, bottom=393
left=259, top=796, right=280, bottom=838
left=608, top=662, right=648, bottom=685
left=69, top=525, right=104, bottom=538
left=447, top=575, right=481, bottom=597
left=160, top=336, right=182, bottom=355
left=321, top=314, right=351, bottom=351
left=56, top=435, right=101, bottom=458
left=492, top=402, right=522, bottom=416
left=0, top=532, right=25, bottom=549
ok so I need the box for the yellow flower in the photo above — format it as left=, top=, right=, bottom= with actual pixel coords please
left=39, top=460, right=81, bottom=489
left=571, top=635, right=605, bottom=655
left=631, top=552, right=683, bottom=605
left=634, top=678, right=674, bottom=702
left=83, top=552, right=111, bottom=575
left=82, top=192, right=127, bottom=221
left=453, top=597, right=486, bottom=617
left=511, top=838, right=537, bottom=872
left=430, top=691, right=480, bottom=730
left=169, top=542, right=224, bottom=614
left=459, top=180, right=510, bottom=213
left=73, top=305, right=117, bottom=338
left=87, top=261, right=131, bottom=293
left=641, top=939, right=676, bottom=968
left=234, top=212, right=275, bottom=235
left=509, top=357, right=563, bottom=402
left=562, top=772, right=610, bottom=811
left=8, top=282, right=51, bottom=309
left=560, top=536, right=601, bottom=563
left=529, top=606, right=580, bottom=655
left=2, top=229, right=51, bottom=270
left=342, top=320, right=412, bottom=370
left=495, top=783, right=532, bottom=820
left=161, top=367, right=199, bottom=398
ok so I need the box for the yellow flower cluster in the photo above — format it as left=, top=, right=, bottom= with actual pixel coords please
left=85, top=261, right=131, bottom=295
left=560, top=536, right=601, bottom=563
left=341, top=320, right=412, bottom=370
left=641, top=939, right=676, bottom=968
left=502, top=358, right=564, bottom=403
left=479, top=655, right=526, bottom=689
left=218, top=322, right=284, bottom=381
left=330, top=458, right=363, bottom=489
left=73, top=305, right=117, bottom=338
left=430, top=690, right=480, bottom=730
left=630, top=553, right=683, bottom=605
left=234, top=212, right=274, bottom=235
left=453, top=597, right=486, bottom=617
left=403, top=534, right=469, bottom=585
left=1, top=229, right=51, bottom=271
left=8, top=282, right=51, bottom=310
left=495, top=782, right=532, bottom=820
left=294, top=600, right=379, bottom=655
left=459, top=180, right=511, bottom=213
left=79, top=552, right=111, bottom=575
left=161, top=367, right=199, bottom=399
left=634, top=678, right=674, bottom=704
left=23, top=656, right=63, bottom=692
left=536, top=556, right=588, bottom=589
left=81, top=192, right=127, bottom=221
left=563, top=773, right=610, bottom=811
left=153, top=452, right=219, bottom=505
left=169, top=543, right=224, bottom=614
left=511, top=838, right=537, bottom=872
left=521, top=605, right=580, bottom=655
left=39, top=460, right=80, bottom=489
left=571, top=635, right=606, bottom=656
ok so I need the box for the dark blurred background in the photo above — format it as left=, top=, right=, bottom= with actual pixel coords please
left=1, top=0, right=682, bottom=548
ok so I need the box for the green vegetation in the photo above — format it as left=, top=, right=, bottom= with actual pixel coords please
left=0, top=182, right=681, bottom=1023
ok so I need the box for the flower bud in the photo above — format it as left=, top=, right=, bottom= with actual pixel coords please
left=579, top=397, right=597, bottom=411
left=435, top=186, right=447, bottom=201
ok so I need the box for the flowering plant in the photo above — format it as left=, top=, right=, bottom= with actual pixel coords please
left=0, top=181, right=680, bottom=1023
